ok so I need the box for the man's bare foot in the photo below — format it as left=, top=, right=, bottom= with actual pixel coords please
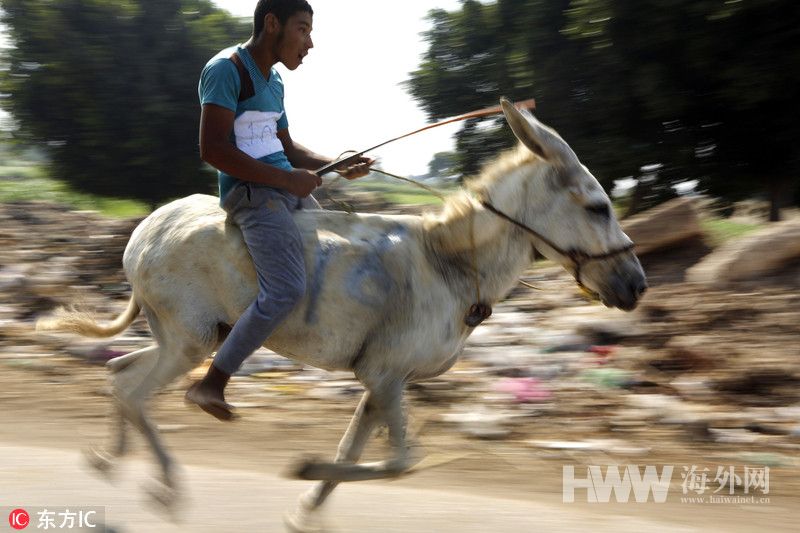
left=184, top=364, right=236, bottom=421
left=185, top=382, right=236, bottom=421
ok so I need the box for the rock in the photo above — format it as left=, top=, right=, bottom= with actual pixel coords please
left=686, top=218, right=800, bottom=284
left=621, top=197, right=704, bottom=255
left=609, top=409, right=651, bottom=431
left=228, top=401, right=271, bottom=410
left=576, top=319, right=642, bottom=344
left=626, top=393, right=705, bottom=423
left=744, top=422, right=793, bottom=436
left=234, top=351, right=299, bottom=376
left=713, top=369, right=800, bottom=404
left=541, top=343, right=591, bottom=354
left=527, top=438, right=650, bottom=455
left=440, top=406, right=516, bottom=439
left=774, top=406, right=800, bottom=421
left=157, top=424, right=192, bottom=433
left=670, top=378, right=716, bottom=401
left=648, top=336, right=716, bottom=373
left=0, top=265, right=29, bottom=291
left=528, top=439, right=604, bottom=450
left=606, top=442, right=651, bottom=456
left=305, top=380, right=363, bottom=399
left=708, top=428, right=763, bottom=444
left=731, top=199, right=770, bottom=221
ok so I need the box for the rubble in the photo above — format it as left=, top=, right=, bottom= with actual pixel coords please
left=621, top=197, right=704, bottom=255
left=687, top=218, right=800, bottom=284
left=2, top=200, right=800, bottom=472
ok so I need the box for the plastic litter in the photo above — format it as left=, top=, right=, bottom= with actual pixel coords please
left=495, top=377, right=553, bottom=403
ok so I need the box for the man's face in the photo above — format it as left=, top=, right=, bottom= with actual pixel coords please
left=276, top=11, right=314, bottom=70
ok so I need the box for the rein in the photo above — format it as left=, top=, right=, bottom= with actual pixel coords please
left=315, top=99, right=536, bottom=177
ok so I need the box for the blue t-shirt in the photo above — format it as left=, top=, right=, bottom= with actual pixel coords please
left=198, top=45, right=293, bottom=201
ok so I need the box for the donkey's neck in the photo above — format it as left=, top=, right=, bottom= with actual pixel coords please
left=422, top=163, right=539, bottom=304
left=470, top=212, right=534, bottom=303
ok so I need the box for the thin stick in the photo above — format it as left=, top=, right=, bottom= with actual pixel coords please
left=316, top=98, right=536, bottom=176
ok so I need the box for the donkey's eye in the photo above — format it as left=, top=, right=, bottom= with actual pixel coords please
left=585, top=203, right=610, bottom=218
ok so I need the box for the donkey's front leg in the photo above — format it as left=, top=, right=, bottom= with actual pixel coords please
left=285, top=391, right=381, bottom=532
left=294, top=380, right=414, bottom=482
left=300, top=391, right=380, bottom=509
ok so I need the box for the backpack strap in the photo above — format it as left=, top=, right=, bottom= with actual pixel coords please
left=229, top=52, right=255, bottom=102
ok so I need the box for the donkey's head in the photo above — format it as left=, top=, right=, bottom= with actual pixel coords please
left=496, top=98, right=646, bottom=311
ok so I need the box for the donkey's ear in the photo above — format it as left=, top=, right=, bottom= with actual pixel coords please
left=500, top=98, right=549, bottom=160
left=500, top=97, right=576, bottom=167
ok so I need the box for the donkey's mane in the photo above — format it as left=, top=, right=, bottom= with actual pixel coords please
left=467, top=143, right=539, bottom=193
left=421, top=143, right=539, bottom=253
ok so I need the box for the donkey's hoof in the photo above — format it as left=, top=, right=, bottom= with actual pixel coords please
left=285, top=456, right=324, bottom=480
left=83, top=447, right=116, bottom=479
left=143, top=479, right=182, bottom=521
left=283, top=505, right=327, bottom=533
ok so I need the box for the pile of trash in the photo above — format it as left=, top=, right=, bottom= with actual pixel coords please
left=1, top=200, right=800, bottom=474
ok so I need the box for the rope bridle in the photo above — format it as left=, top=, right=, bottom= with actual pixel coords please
left=479, top=200, right=635, bottom=292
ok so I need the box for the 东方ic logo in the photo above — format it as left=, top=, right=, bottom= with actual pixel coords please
left=9, top=508, right=30, bottom=530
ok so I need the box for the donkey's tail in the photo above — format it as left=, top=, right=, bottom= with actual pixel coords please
left=36, top=295, right=141, bottom=338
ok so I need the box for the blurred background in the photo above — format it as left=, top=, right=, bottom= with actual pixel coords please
left=0, top=1, right=798, bottom=532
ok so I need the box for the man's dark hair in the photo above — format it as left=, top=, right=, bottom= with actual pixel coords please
left=253, top=0, right=313, bottom=37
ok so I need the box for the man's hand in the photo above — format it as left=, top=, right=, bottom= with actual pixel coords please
left=335, top=156, right=375, bottom=180
left=285, top=169, right=323, bottom=198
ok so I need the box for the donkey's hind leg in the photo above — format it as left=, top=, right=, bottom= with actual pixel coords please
left=120, top=310, right=209, bottom=483
left=85, top=345, right=158, bottom=478
left=121, top=339, right=208, bottom=508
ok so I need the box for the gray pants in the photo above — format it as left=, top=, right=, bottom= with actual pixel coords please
left=213, top=183, right=316, bottom=375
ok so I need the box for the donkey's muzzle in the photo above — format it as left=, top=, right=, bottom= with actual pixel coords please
left=608, top=270, right=647, bottom=311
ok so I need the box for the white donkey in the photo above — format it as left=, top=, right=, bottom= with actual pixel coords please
left=39, top=99, right=645, bottom=527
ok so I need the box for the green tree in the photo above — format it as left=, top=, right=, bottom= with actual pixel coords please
left=408, top=0, right=616, bottom=185
left=408, top=0, right=800, bottom=219
left=566, top=0, right=800, bottom=220
left=427, top=151, right=459, bottom=178
left=0, top=0, right=249, bottom=209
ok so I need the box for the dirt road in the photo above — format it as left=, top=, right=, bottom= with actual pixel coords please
left=1, top=363, right=796, bottom=533
left=3, top=443, right=786, bottom=533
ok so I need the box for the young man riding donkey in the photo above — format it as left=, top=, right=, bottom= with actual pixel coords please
left=38, top=0, right=646, bottom=528
left=186, top=0, right=373, bottom=421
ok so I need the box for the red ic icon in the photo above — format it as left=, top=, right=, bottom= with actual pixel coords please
left=9, top=509, right=30, bottom=530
